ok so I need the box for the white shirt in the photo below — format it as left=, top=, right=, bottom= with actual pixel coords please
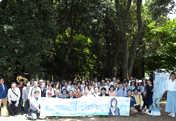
left=81, top=94, right=94, bottom=98
left=167, top=79, right=176, bottom=91
left=93, top=92, right=100, bottom=97
left=110, top=81, right=114, bottom=86
left=8, top=88, right=21, bottom=103
left=28, top=87, right=41, bottom=99
left=46, top=89, right=55, bottom=97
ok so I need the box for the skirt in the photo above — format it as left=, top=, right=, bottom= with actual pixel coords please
left=165, top=91, right=176, bottom=113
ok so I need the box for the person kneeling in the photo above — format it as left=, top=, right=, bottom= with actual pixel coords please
left=132, top=89, right=144, bottom=113
left=27, top=91, right=41, bottom=120
left=126, top=89, right=138, bottom=116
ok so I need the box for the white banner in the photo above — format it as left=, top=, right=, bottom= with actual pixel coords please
left=40, top=97, right=130, bottom=116
left=149, top=72, right=170, bottom=116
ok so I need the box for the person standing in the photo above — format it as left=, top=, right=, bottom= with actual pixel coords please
left=116, top=82, right=125, bottom=97
left=22, top=82, right=31, bottom=115
left=52, top=89, right=61, bottom=98
left=123, top=80, right=131, bottom=96
left=28, top=81, right=41, bottom=102
left=18, top=79, right=25, bottom=113
left=8, top=82, right=21, bottom=116
left=99, top=87, right=109, bottom=97
left=110, top=77, right=116, bottom=86
left=165, top=72, right=176, bottom=117
left=104, top=80, right=110, bottom=93
left=27, top=91, right=41, bottom=120
left=40, top=83, right=46, bottom=97
left=0, top=78, right=8, bottom=108
left=108, top=85, right=116, bottom=96
left=93, top=87, right=100, bottom=97
left=145, top=80, right=154, bottom=114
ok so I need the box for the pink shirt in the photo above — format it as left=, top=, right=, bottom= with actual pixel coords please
left=108, top=91, right=116, bottom=96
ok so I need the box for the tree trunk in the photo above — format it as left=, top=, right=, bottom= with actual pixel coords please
left=128, top=0, right=143, bottom=76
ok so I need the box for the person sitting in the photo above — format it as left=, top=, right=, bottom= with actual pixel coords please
left=93, top=87, right=100, bottom=97
left=132, top=88, right=144, bottom=113
left=67, top=90, right=76, bottom=99
left=8, top=82, right=21, bottom=116
left=52, top=89, right=61, bottom=98
left=60, top=89, right=69, bottom=99
left=116, top=82, right=125, bottom=97
left=108, top=85, right=116, bottom=96
left=126, top=90, right=138, bottom=116
left=27, top=91, right=41, bottom=120
left=74, top=87, right=82, bottom=98
left=99, top=87, right=109, bottom=97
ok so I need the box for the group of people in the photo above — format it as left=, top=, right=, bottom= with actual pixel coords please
left=0, top=73, right=176, bottom=119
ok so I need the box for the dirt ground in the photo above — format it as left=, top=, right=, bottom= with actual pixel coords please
left=0, top=101, right=175, bottom=121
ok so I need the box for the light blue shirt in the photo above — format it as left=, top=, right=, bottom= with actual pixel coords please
left=62, top=86, right=71, bottom=92
left=30, top=97, right=40, bottom=111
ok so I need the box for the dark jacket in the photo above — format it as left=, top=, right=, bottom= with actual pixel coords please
left=41, top=88, right=46, bottom=97
left=146, top=85, right=153, bottom=101
left=99, top=93, right=109, bottom=96
left=0, top=84, right=8, bottom=99
left=109, top=107, right=120, bottom=116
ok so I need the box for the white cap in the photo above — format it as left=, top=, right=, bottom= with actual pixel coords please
left=138, top=80, right=142, bottom=83
left=39, top=79, right=43, bottom=82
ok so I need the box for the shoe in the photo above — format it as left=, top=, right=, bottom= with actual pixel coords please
left=147, top=113, right=152, bottom=115
left=168, top=113, right=173, bottom=116
left=142, top=109, right=145, bottom=112
left=146, top=109, right=149, bottom=113
left=171, top=113, right=175, bottom=117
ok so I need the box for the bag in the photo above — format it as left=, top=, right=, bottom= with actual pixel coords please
left=1, top=106, right=9, bottom=116
left=11, top=89, right=18, bottom=97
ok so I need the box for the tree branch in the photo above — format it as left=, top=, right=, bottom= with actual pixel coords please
left=123, top=0, right=132, bottom=23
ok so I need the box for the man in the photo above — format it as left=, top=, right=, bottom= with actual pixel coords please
left=165, top=72, right=176, bottom=117
left=97, top=81, right=102, bottom=93
left=94, top=78, right=98, bottom=86
left=27, top=91, right=41, bottom=120
left=67, top=90, right=76, bottom=99
left=104, top=80, right=110, bottom=93
left=126, top=90, right=138, bottom=116
left=82, top=88, right=94, bottom=98
left=0, top=78, right=8, bottom=108
left=40, top=83, right=46, bottom=97
left=81, top=80, right=85, bottom=94
left=92, top=80, right=96, bottom=89
left=113, top=82, right=118, bottom=90
left=116, top=82, right=125, bottom=97
left=22, top=82, right=31, bottom=115
left=8, top=82, right=21, bottom=116
left=124, top=80, right=131, bottom=96
left=129, top=76, right=134, bottom=85
left=132, top=89, right=144, bottom=113
left=38, top=79, right=43, bottom=87
left=30, top=79, right=35, bottom=87
left=99, top=87, right=109, bottom=97
left=52, top=89, right=61, bottom=98
left=18, top=79, right=25, bottom=113
left=62, top=81, right=71, bottom=92
left=116, top=78, right=120, bottom=84
left=28, top=81, right=41, bottom=102
left=110, top=76, right=116, bottom=86
left=72, top=83, right=77, bottom=93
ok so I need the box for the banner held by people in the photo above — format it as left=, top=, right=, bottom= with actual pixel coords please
left=40, top=97, right=130, bottom=116
left=149, top=72, right=170, bottom=116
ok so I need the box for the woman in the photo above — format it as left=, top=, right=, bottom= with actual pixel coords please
left=145, top=80, right=154, bottom=113
left=93, top=87, right=100, bottom=97
left=101, top=80, right=105, bottom=86
left=85, top=81, right=89, bottom=87
left=68, top=80, right=73, bottom=89
left=74, top=87, right=82, bottom=98
left=46, top=84, right=54, bottom=97
left=46, top=80, right=50, bottom=89
left=60, top=89, right=69, bottom=99
left=135, top=79, right=139, bottom=86
left=136, top=80, right=144, bottom=94
left=108, top=85, right=116, bottom=96
left=130, top=81, right=136, bottom=93
left=47, top=92, right=52, bottom=98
